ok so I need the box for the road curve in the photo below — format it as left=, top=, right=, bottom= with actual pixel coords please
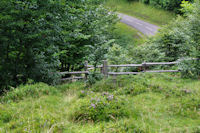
left=118, top=13, right=160, bottom=36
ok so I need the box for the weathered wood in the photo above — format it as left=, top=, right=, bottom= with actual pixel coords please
left=59, top=60, right=182, bottom=82
left=142, top=62, right=147, bottom=72
left=60, top=71, right=89, bottom=75
left=88, top=67, right=95, bottom=70
left=145, top=62, right=178, bottom=65
left=112, top=74, right=117, bottom=87
left=108, top=72, right=140, bottom=75
left=61, top=76, right=84, bottom=81
left=102, top=60, right=108, bottom=78
left=146, top=70, right=179, bottom=73
left=84, top=61, right=88, bottom=80
left=108, top=64, right=142, bottom=67
left=87, top=65, right=103, bottom=68
left=106, top=62, right=178, bottom=68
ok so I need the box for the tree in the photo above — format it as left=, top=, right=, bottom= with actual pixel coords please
left=0, top=0, right=117, bottom=93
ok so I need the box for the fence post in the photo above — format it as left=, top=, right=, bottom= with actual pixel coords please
left=102, top=60, right=108, bottom=78
left=142, top=61, right=147, bottom=73
left=72, top=75, right=76, bottom=82
left=84, top=61, right=88, bottom=80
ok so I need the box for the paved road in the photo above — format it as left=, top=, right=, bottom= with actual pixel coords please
left=118, top=13, right=159, bottom=36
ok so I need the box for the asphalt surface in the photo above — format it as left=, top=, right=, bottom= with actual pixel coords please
left=118, top=13, right=160, bottom=36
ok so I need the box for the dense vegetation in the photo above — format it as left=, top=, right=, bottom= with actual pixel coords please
left=106, top=1, right=200, bottom=78
left=0, top=0, right=200, bottom=132
left=1, top=74, right=200, bottom=132
left=105, top=0, right=176, bottom=25
left=0, top=0, right=117, bottom=93
left=131, top=1, right=200, bottom=78
left=127, top=0, right=193, bottom=12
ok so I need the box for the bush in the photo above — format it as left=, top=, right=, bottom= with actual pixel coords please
left=71, top=92, right=130, bottom=122
left=86, top=72, right=104, bottom=86
left=179, top=59, right=200, bottom=78
left=0, top=106, right=13, bottom=123
left=138, top=0, right=194, bottom=12
left=1, top=83, right=58, bottom=103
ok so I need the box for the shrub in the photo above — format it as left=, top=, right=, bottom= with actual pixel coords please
left=71, top=92, right=130, bottom=122
left=0, top=106, right=13, bottom=123
left=78, top=89, right=95, bottom=98
left=179, top=59, right=200, bottom=78
left=1, top=83, right=58, bottom=103
left=86, top=72, right=104, bottom=86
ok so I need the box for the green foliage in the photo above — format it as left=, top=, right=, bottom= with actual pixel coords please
left=0, top=0, right=62, bottom=91
left=59, top=1, right=117, bottom=71
left=115, top=76, right=149, bottom=96
left=107, top=44, right=130, bottom=66
left=180, top=0, right=195, bottom=15
left=0, top=74, right=200, bottom=132
left=138, top=0, right=194, bottom=12
left=132, top=1, right=200, bottom=78
left=90, top=78, right=116, bottom=92
left=1, top=83, right=58, bottom=103
left=178, top=59, right=200, bottom=78
left=0, top=0, right=117, bottom=92
left=71, top=92, right=129, bottom=122
left=169, top=95, right=200, bottom=118
left=86, top=72, right=104, bottom=85
left=105, top=0, right=176, bottom=25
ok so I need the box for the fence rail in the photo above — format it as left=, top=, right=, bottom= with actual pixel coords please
left=60, top=60, right=180, bottom=81
left=60, top=71, right=89, bottom=75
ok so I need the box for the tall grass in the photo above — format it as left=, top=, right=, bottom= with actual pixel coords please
left=105, top=0, right=177, bottom=26
left=114, top=22, right=145, bottom=47
left=0, top=74, right=200, bottom=132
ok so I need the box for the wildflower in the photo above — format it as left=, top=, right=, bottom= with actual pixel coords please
left=91, top=98, right=95, bottom=102
left=96, top=98, right=100, bottom=102
left=107, top=95, right=114, bottom=101
left=91, top=103, right=96, bottom=109
left=81, top=90, right=85, bottom=94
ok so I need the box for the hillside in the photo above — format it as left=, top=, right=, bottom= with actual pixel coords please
left=1, top=0, right=200, bottom=132
left=1, top=74, right=200, bottom=132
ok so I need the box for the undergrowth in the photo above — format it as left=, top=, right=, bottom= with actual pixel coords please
left=0, top=73, right=200, bottom=132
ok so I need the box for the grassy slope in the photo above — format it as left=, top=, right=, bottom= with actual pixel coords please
left=1, top=74, right=200, bottom=132
left=114, top=22, right=145, bottom=47
left=105, top=0, right=176, bottom=26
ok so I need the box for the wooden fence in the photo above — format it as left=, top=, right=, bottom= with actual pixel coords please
left=60, top=60, right=180, bottom=81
